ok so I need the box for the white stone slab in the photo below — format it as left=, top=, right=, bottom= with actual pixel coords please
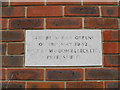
left=25, top=30, right=102, bottom=66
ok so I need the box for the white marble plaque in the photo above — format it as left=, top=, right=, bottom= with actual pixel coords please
left=25, top=30, right=102, bottom=66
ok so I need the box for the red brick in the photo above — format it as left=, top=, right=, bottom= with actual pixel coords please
left=85, top=68, right=119, bottom=80
left=85, top=18, right=118, bottom=29
left=1, top=81, right=25, bottom=89
left=102, top=6, right=119, bottom=17
left=46, top=0, right=81, bottom=5
left=46, top=18, right=82, bottom=29
left=27, top=82, right=64, bottom=88
left=103, top=30, right=120, bottom=41
left=0, top=43, right=6, bottom=55
left=105, top=81, right=120, bottom=89
left=1, top=19, right=7, bottom=29
left=2, top=7, right=25, bottom=17
left=9, top=18, right=44, bottom=29
left=1, top=30, right=24, bottom=42
left=83, top=0, right=118, bottom=5
left=104, top=55, right=120, bottom=67
left=28, top=6, right=62, bottom=17
left=1, top=1, right=8, bottom=6
left=8, top=43, right=24, bottom=55
left=2, top=56, right=24, bottom=67
left=65, top=6, right=99, bottom=16
left=10, top=0, right=44, bottom=5
left=7, top=68, right=44, bottom=80
left=103, top=42, right=120, bottom=54
left=46, top=69, right=83, bottom=81
left=66, top=82, right=103, bottom=88
left=0, top=68, right=6, bottom=80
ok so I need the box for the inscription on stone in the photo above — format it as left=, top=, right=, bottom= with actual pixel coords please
left=25, top=30, right=102, bottom=66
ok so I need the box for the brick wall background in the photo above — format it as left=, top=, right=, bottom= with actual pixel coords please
left=0, top=0, right=120, bottom=89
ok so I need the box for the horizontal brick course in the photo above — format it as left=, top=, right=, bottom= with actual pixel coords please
left=2, top=7, right=25, bottom=17
left=0, top=30, right=24, bottom=42
left=65, top=6, right=99, bottom=16
left=85, top=68, right=119, bottom=80
left=7, top=69, right=44, bottom=80
left=46, top=69, right=83, bottom=81
left=84, top=18, right=118, bottom=29
left=27, top=6, right=62, bottom=17
left=9, top=18, right=44, bottom=29
left=46, top=18, right=82, bottom=29
left=1, top=19, right=7, bottom=29
left=8, top=43, right=24, bottom=55
left=0, top=43, right=6, bottom=55
left=2, top=56, right=24, bottom=67
left=105, top=81, right=120, bottom=89
left=0, top=68, right=6, bottom=80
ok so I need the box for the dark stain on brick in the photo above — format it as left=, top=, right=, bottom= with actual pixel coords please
left=2, top=82, right=25, bottom=89
left=88, top=69, right=119, bottom=80
left=48, top=70, right=81, bottom=80
left=107, top=9, right=114, bottom=15
left=11, top=19, right=41, bottom=29
left=52, top=19, right=79, bottom=26
left=69, top=7, right=97, bottom=14
left=9, top=70, right=39, bottom=80
left=107, top=82, right=120, bottom=88
left=2, top=7, right=14, bottom=16
left=0, top=44, right=6, bottom=55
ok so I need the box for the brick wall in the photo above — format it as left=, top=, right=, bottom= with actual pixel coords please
left=0, top=0, right=120, bottom=89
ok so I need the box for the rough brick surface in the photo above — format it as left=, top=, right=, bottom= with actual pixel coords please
left=101, top=6, right=119, bottom=17
left=66, top=82, right=103, bottom=88
left=0, top=30, right=24, bottom=42
left=103, top=42, right=120, bottom=54
left=1, top=19, right=7, bottom=29
left=65, top=6, right=99, bottom=16
left=84, top=18, right=118, bottom=29
left=85, top=68, right=120, bottom=80
left=27, top=82, right=64, bottom=88
left=8, top=43, right=24, bottom=55
left=0, top=69, right=6, bottom=80
left=104, top=55, right=120, bottom=67
left=46, top=69, right=83, bottom=81
left=46, top=18, right=82, bottom=29
left=2, top=56, right=24, bottom=67
left=9, top=18, right=44, bottom=29
left=103, top=30, right=120, bottom=41
left=0, top=43, right=6, bottom=55
left=2, top=7, right=25, bottom=17
left=7, top=69, right=44, bottom=80
left=28, top=6, right=62, bottom=17
left=1, top=81, right=25, bottom=89
left=105, top=81, right=120, bottom=89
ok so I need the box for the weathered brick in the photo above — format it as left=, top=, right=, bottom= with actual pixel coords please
left=7, top=69, right=44, bottom=80
left=27, top=6, right=62, bottom=17
left=0, top=68, right=6, bottom=80
left=1, top=81, right=25, bottom=89
left=8, top=43, right=24, bottom=55
left=46, top=0, right=81, bottom=5
left=0, top=43, right=6, bottom=55
left=85, top=68, right=120, bottom=80
left=84, top=18, right=118, bottom=29
left=46, top=18, right=82, bottom=29
left=1, top=1, right=8, bottom=6
left=0, top=30, right=24, bottom=42
left=27, top=82, right=64, bottom=88
left=65, top=6, right=99, bottom=16
left=83, top=0, right=118, bottom=5
left=46, top=69, right=83, bottom=81
left=66, top=82, right=103, bottom=88
left=105, top=81, right=120, bottom=89
left=1, top=19, right=7, bottom=29
left=103, top=30, right=120, bottom=41
left=9, top=18, right=44, bottom=29
left=103, top=42, right=120, bottom=54
left=2, top=56, right=24, bottom=67
left=104, top=55, right=120, bottom=67
left=102, top=7, right=119, bottom=17
left=2, top=7, right=25, bottom=17
left=10, top=0, right=44, bottom=5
